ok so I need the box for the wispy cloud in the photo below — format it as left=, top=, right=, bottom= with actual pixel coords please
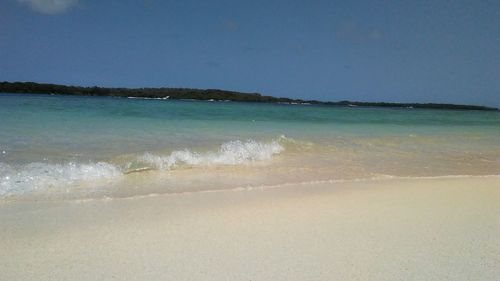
left=17, top=0, right=79, bottom=15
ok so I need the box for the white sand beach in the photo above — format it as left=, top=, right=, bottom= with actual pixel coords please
left=1, top=176, right=499, bottom=280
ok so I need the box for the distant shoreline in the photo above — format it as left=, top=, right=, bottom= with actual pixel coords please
left=1, top=81, right=497, bottom=111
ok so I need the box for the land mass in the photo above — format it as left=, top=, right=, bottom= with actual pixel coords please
left=0, top=81, right=497, bottom=111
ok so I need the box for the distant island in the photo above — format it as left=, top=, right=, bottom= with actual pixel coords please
left=0, top=81, right=497, bottom=111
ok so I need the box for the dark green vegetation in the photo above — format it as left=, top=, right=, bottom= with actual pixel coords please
left=1, top=81, right=497, bottom=111
left=0, top=82, right=297, bottom=103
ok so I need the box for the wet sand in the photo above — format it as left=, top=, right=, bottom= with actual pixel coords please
left=1, top=176, right=499, bottom=280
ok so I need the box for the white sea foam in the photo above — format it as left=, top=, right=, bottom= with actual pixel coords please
left=139, top=138, right=285, bottom=170
left=0, top=138, right=286, bottom=197
left=0, top=162, right=122, bottom=196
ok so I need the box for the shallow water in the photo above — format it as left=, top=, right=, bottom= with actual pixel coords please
left=1, top=93, right=499, bottom=199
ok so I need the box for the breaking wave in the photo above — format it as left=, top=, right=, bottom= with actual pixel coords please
left=0, top=137, right=286, bottom=197
left=139, top=138, right=285, bottom=170
left=0, top=162, right=121, bottom=196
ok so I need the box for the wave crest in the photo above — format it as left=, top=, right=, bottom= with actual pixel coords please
left=139, top=138, right=285, bottom=170
left=0, top=137, right=287, bottom=197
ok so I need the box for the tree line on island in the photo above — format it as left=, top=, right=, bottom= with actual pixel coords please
left=0, top=81, right=497, bottom=111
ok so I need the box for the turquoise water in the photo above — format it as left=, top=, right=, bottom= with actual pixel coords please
left=1, top=93, right=499, bottom=199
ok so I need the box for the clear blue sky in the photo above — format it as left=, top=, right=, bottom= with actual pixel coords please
left=1, top=0, right=499, bottom=106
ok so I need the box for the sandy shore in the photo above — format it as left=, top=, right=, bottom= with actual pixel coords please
left=1, top=177, right=499, bottom=280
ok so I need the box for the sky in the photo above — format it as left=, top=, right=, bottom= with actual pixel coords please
left=1, top=0, right=499, bottom=106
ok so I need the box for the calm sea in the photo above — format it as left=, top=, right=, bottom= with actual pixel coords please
left=1, top=93, right=499, bottom=199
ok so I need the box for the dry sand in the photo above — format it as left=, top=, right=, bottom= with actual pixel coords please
left=1, top=177, right=499, bottom=280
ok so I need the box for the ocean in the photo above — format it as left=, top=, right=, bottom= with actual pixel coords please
left=1, top=93, right=499, bottom=200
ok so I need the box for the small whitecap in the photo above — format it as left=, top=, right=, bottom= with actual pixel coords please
left=139, top=138, right=285, bottom=170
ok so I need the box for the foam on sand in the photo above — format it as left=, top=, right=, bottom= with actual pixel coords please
left=0, top=162, right=121, bottom=196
